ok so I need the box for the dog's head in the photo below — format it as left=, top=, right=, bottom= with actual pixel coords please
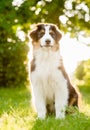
left=29, top=23, right=62, bottom=50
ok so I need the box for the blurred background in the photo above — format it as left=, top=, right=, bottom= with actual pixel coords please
left=0, top=0, right=90, bottom=88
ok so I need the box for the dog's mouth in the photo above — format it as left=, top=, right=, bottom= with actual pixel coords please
left=40, top=44, right=53, bottom=48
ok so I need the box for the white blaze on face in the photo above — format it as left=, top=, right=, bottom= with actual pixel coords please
left=39, top=25, right=55, bottom=47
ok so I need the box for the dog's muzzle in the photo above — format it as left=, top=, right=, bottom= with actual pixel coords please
left=40, top=39, right=53, bottom=47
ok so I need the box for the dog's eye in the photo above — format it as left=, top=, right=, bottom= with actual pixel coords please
left=38, top=29, right=45, bottom=38
left=40, top=30, right=45, bottom=35
left=49, top=30, right=55, bottom=38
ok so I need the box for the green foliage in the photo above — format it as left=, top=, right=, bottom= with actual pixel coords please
left=75, top=61, right=85, bottom=80
left=83, top=60, right=90, bottom=86
left=0, top=0, right=90, bottom=87
left=61, top=0, right=90, bottom=36
left=0, top=42, right=29, bottom=87
left=0, top=0, right=29, bottom=87
left=12, top=0, right=90, bottom=35
left=75, top=59, right=90, bottom=86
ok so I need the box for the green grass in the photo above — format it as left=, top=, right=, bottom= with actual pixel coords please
left=0, top=86, right=90, bottom=130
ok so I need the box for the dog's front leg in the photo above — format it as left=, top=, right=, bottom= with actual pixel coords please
left=55, top=93, right=66, bottom=119
left=34, top=92, right=46, bottom=119
left=55, top=81, right=68, bottom=119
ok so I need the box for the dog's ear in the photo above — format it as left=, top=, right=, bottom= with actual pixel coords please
left=55, top=26, right=62, bottom=41
left=29, top=23, right=44, bottom=41
left=29, top=26, right=38, bottom=41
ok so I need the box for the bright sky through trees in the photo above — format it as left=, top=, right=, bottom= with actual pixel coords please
left=61, top=34, right=90, bottom=73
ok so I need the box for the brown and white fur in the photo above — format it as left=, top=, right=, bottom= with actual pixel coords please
left=29, top=23, right=78, bottom=119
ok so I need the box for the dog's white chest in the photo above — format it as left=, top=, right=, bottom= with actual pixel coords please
left=35, top=48, right=60, bottom=71
left=32, top=49, right=61, bottom=80
left=31, top=49, right=68, bottom=102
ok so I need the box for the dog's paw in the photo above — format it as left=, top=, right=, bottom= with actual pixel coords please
left=38, top=111, right=46, bottom=119
left=56, top=112, right=65, bottom=119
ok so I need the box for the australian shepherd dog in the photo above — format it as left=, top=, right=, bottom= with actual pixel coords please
left=29, top=23, right=79, bottom=119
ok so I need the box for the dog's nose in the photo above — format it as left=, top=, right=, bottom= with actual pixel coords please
left=45, top=39, right=51, bottom=45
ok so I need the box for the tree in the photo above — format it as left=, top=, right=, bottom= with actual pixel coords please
left=0, top=0, right=29, bottom=87
left=83, top=59, right=90, bottom=86
left=11, top=0, right=90, bottom=37
left=75, top=61, right=85, bottom=80
left=75, top=59, right=90, bottom=86
left=0, top=0, right=90, bottom=87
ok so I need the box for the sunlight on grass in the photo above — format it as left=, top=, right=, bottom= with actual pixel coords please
left=0, top=86, right=90, bottom=130
left=80, top=100, right=90, bottom=117
left=0, top=87, right=36, bottom=130
left=0, top=108, right=37, bottom=130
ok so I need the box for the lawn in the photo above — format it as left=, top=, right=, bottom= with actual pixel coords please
left=0, top=85, right=90, bottom=130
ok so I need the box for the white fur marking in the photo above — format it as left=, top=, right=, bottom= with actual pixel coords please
left=39, top=25, right=55, bottom=47
left=31, top=48, right=69, bottom=119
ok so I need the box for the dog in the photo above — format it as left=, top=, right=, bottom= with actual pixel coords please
left=29, top=23, right=79, bottom=119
